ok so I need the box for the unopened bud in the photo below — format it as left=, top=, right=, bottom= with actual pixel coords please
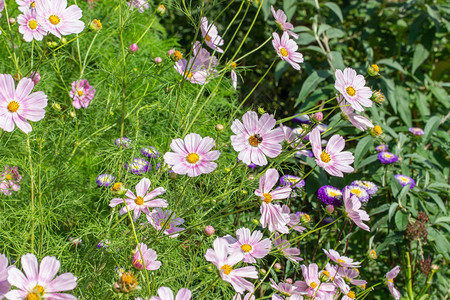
left=257, top=107, right=265, bottom=115
left=90, top=19, right=102, bottom=32
left=274, top=263, right=282, bottom=271
left=204, top=225, right=215, bottom=236
left=241, top=190, right=248, bottom=195
left=313, top=111, right=323, bottom=122
left=260, top=269, right=267, bottom=275
left=224, top=167, right=231, bottom=173
left=52, top=103, right=61, bottom=111
left=252, top=219, right=259, bottom=225
left=285, top=278, right=293, bottom=284
left=9, top=17, right=15, bottom=24
left=129, top=43, right=139, bottom=53
left=167, top=49, right=175, bottom=56
left=368, top=64, right=380, bottom=77
left=69, top=111, right=76, bottom=118
left=370, top=125, right=382, bottom=137
left=61, top=37, right=67, bottom=44
left=29, top=71, right=40, bottom=85
left=157, top=4, right=166, bottom=15
left=371, top=90, right=385, bottom=104
left=154, top=57, right=162, bottom=64
left=325, top=205, right=334, bottom=214
left=215, top=124, right=224, bottom=131
left=111, top=182, right=126, bottom=196
left=368, top=249, right=377, bottom=259
left=68, top=237, right=82, bottom=246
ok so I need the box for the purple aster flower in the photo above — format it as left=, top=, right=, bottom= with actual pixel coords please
left=115, top=137, right=132, bottom=149
left=146, top=208, right=185, bottom=238
left=280, top=175, right=305, bottom=189
left=96, top=173, right=115, bottom=187
left=378, top=152, right=398, bottom=164
left=394, top=175, right=415, bottom=189
left=125, top=158, right=150, bottom=175
left=141, top=146, right=161, bottom=158
left=375, top=144, right=388, bottom=152
left=343, top=185, right=370, bottom=202
left=409, top=127, right=424, bottom=136
left=352, top=180, right=378, bottom=195
left=317, top=185, right=342, bottom=206
left=97, top=239, right=110, bottom=249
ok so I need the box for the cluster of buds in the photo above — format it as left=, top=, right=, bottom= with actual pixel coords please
left=113, top=271, right=139, bottom=293
left=405, top=211, right=429, bottom=243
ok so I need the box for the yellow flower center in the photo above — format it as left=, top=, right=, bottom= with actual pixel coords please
left=134, top=196, right=144, bottom=205
left=231, top=62, right=237, bottom=68
left=8, top=101, right=20, bottom=112
left=322, top=270, right=330, bottom=277
left=328, top=190, right=338, bottom=197
left=205, top=35, right=211, bottom=42
left=26, top=293, right=39, bottom=300
left=184, top=71, right=193, bottom=79
left=221, top=264, right=232, bottom=275
left=346, top=86, right=356, bottom=96
left=320, top=151, right=331, bottom=163
left=347, top=291, right=356, bottom=299
left=279, top=47, right=289, bottom=57
left=263, top=193, right=272, bottom=204
left=241, top=244, right=252, bottom=253
left=5, top=174, right=12, bottom=181
left=49, top=15, right=61, bottom=25
left=337, top=258, right=346, bottom=264
left=371, top=64, right=379, bottom=72
left=161, top=221, right=171, bottom=229
left=310, top=281, right=317, bottom=289
left=77, top=90, right=84, bottom=96
left=174, top=50, right=182, bottom=61
left=111, top=182, right=122, bottom=191
left=304, top=213, right=311, bottom=221
left=186, top=153, right=200, bottom=164
left=121, top=272, right=137, bottom=285
left=385, top=153, right=392, bottom=158
left=373, top=125, right=382, bottom=135
left=31, top=1, right=35, bottom=8
left=26, top=285, right=45, bottom=300
left=388, top=279, right=394, bottom=283
left=248, top=134, right=263, bottom=147
left=350, top=188, right=362, bottom=196
left=28, top=19, right=38, bottom=30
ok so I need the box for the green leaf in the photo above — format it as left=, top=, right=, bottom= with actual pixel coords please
left=425, top=4, right=441, bottom=30
left=324, top=2, right=343, bottom=22
left=329, top=51, right=345, bottom=70
left=394, top=210, right=408, bottom=231
left=412, top=44, right=430, bottom=74
left=371, top=203, right=390, bottom=215
left=354, top=136, right=374, bottom=167
left=355, top=154, right=378, bottom=169
left=398, top=184, right=411, bottom=205
left=423, top=115, right=441, bottom=143
left=274, top=61, right=291, bottom=85
left=389, top=203, right=399, bottom=222
left=430, top=85, right=450, bottom=108
left=326, top=28, right=345, bottom=39
left=427, top=192, right=447, bottom=214
left=377, top=58, right=408, bottom=74
left=297, top=32, right=316, bottom=45
left=395, top=86, right=412, bottom=127
left=295, top=70, right=331, bottom=107
left=415, top=92, right=430, bottom=117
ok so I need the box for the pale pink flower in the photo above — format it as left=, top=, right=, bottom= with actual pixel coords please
left=5, top=253, right=77, bottom=299
left=337, top=267, right=366, bottom=287
left=70, top=79, right=96, bottom=109
left=0, top=74, right=47, bottom=134
left=132, top=243, right=161, bottom=271
left=17, top=8, right=47, bottom=42
left=231, top=111, right=285, bottom=166
left=270, top=279, right=304, bottom=300
left=294, top=264, right=335, bottom=299
left=334, top=278, right=357, bottom=300
left=272, top=32, right=304, bottom=70
left=271, top=6, right=298, bottom=39
left=0, top=166, right=21, bottom=196
left=227, top=228, right=271, bottom=264
left=174, top=58, right=209, bottom=84
left=16, top=0, right=35, bottom=13
left=323, top=249, right=361, bottom=268
left=128, top=0, right=149, bottom=13
left=36, top=0, right=85, bottom=39
left=146, top=208, right=185, bottom=238
left=231, top=70, right=237, bottom=90
left=272, top=233, right=302, bottom=262
left=0, top=254, right=12, bottom=298
left=149, top=286, right=192, bottom=300
left=200, top=17, right=224, bottom=53
left=163, top=133, right=220, bottom=177
left=386, top=266, right=401, bottom=300
left=232, top=293, right=255, bottom=300
left=338, top=95, right=373, bottom=131
left=281, top=205, right=306, bottom=232
left=310, top=127, right=354, bottom=177
left=109, top=177, right=168, bottom=221
left=343, top=188, right=370, bottom=231
left=335, top=68, right=372, bottom=112
left=255, top=168, right=291, bottom=233
left=205, top=237, right=258, bottom=294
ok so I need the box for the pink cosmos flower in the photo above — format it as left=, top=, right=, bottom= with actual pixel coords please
left=200, top=17, right=224, bottom=53
left=146, top=208, right=185, bottom=238
left=70, top=79, right=96, bottom=109
left=205, top=237, right=258, bottom=294
left=231, top=69, right=237, bottom=90
left=17, top=8, right=47, bottom=42
left=323, top=249, right=361, bottom=268
left=255, top=168, right=292, bottom=233
left=128, top=0, right=149, bottom=13
left=232, top=293, right=255, bottom=300
left=192, top=41, right=218, bottom=70
left=0, top=254, right=12, bottom=298
left=337, top=267, right=366, bottom=287
left=310, top=127, right=354, bottom=177
left=231, top=111, right=285, bottom=166
left=281, top=205, right=306, bottom=232
left=386, top=266, right=401, bottom=300
left=5, top=253, right=77, bottom=299
left=132, top=243, right=161, bottom=271
left=36, top=0, right=85, bottom=39
left=109, top=177, right=168, bottom=221
left=334, top=278, right=357, bottom=300
left=272, top=32, right=304, bottom=70
left=270, top=279, right=304, bottom=300
left=149, top=286, right=192, bottom=300
left=16, top=0, right=35, bottom=13
left=335, top=68, right=372, bottom=112
left=271, top=6, right=298, bottom=39
left=0, top=166, right=22, bottom=196
left=343, top=188, right=370, bottom=231
left=294, top=264, right=335, bottom=299
left=338, top=95, right=373, bottom=131
left=227, top=228, right=271, bottom=264
left=0, top=74, right=48, bottom=134
left=163, top=133, right=220, bottom=177
left=174, top=42, right=217, bottom=85
left=272, top=233, right=302, bottom=262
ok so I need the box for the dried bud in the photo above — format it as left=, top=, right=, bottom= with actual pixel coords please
left=418, top=257, right=432, bottom=276
left=215, top=124, right=224, bottom=131
left=129, top=43, right=138, bottom=53
left=154, top=57, right=162, bottom=64
left=90, top=19, right=102, bottom=32
left=417, top=211, right=429, bottom=223
left=367, top=64, right=380, bottom=77
left=204, top=225, right=215, bottom=236
left=114, top=271, right=139, bottom=293
left=111, top=182, right=126, bottom=196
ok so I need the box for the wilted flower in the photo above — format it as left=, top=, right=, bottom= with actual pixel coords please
left=200, top=17, right=224, bottom=53
left=385, top=266, right=401, bottom=300
left=150, top=286, right=192, bottom=300
left=230, top=111, right=285, bottom=166
left=335, top=68, right=372, bottom=112
left=271, top=6, right=298, bottom=39
left=96, top=173, right=115, bottom=187
left=272, top=32, right=304, bottom=70
left=409, top=127, right=424, bottom=136
left=36, top=0, right=85, bottom=38
left=343, top=185, right=370, bottom=202
left=5, top=253, right=77, bottom=299
left=147, top=208, right=185, bottom=238
left=378, top=152, right=398, bottom=164
left=352, top=180, right=378, bottom=195
left=115, top=137, right=132, bottom=149
left=125, top=158, right=150, bottom=175
left=114, top=271, right=139, bottom=293
left=132, top=243, right=161, bottom=270
left=317, top=185, right=342, bottom=206
left=141, top=146, right=161, bottom=158
left=0, top=74, right=48, bottom=134
left=70, top=79, right=96, bottom=109
left=227, top=228, right=271, bottom=264
left=371, top=90, right=385, bottom=104
left=18, top=8, right=47, bottom=42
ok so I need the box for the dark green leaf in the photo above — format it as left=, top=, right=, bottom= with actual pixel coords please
left=423, top=115, right=441, bottom=143
left=324, top=2, right=343, bottom=22
left=295, top=70, right=332, bottom=107
left=394, top=210, right=408, bottom=230
left=412, top=44, right=430, bottom=74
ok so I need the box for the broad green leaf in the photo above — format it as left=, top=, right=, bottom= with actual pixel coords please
left=427, top=192, right=447, bottom=214
left=425, top=4, right=441, bottom=30
left=423, top=115, right=441, bottom=143
left=415, top=92, right=430, bottom=118
left=295, top=70, right=332, bottom=107
left=307, top=45, right=325, bottom=54
left=297, top=32, right=316, bottom=45
left=329, top=51, right=345, bottom=70
left=412, top=44, right=430, bottom=74
left=324, top=2, right=343, bottom=23
left=394, top=210, right=408, bottom=230
left=371, top=203, right=390, bottom=215
left=430, top=86, right=450, bottom=108
left=377, top=58, right=408, bottom=74
left=283, top=0, right=297, bottom=20
left=395, top=86, right=412, bottom=127
left=389, top=203, right=399, bottom=222
left=355, top=154, right=378, bottom=170
left=354, top=136, right=373, bottom=167
left=274, top=61, right=290, bottom=85
left=326, top=28, right=345, bottom=39
left=318, top=24, right=331, bottom=36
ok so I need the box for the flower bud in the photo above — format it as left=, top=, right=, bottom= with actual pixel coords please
left=167, top=49, right=175, bottom=56
left=129, top=43, right=139, bottom=53
left=371, top=90, right=385, bottom=104
left=157, top=4, right=166, bottom=15
left=325, top=205, right=334, bottom=214
left=257, top=107, right=265, bottom=115
left=367, top=64, right=380, bottom=77
left=9, top=17, right=15, bottom=24
left=204, top=225, right=215, bottom=236
left=285, top=278, right=293, bottom=284
left=52, top=103, right=61, bottom=111
left=252, top=219, right=259, bottom=225
left=224, top=167, right=231, bottom=173
left=241, top=190, right=248, bottom=195
left=90, top=19, right=102, bottom=32
left=248, top=174, right=255, bottom=181
left=274, top=263, right=282, bottom=271
left=29, top=71, right=40, bottom=85
left=370, top=125, right=382, bottom=137
left=69, top=111, right=76, bottom=118
left=61, top=37, right=67, bottom=44
left=260, top=269, right=267, bottom=275
left=154, top=57, right=162, bottom=64
left=215, top=124, right=224, bottom=131
left=312, top=111, right=323, bottom=122
left=368, top=249, right=377, bottom=259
